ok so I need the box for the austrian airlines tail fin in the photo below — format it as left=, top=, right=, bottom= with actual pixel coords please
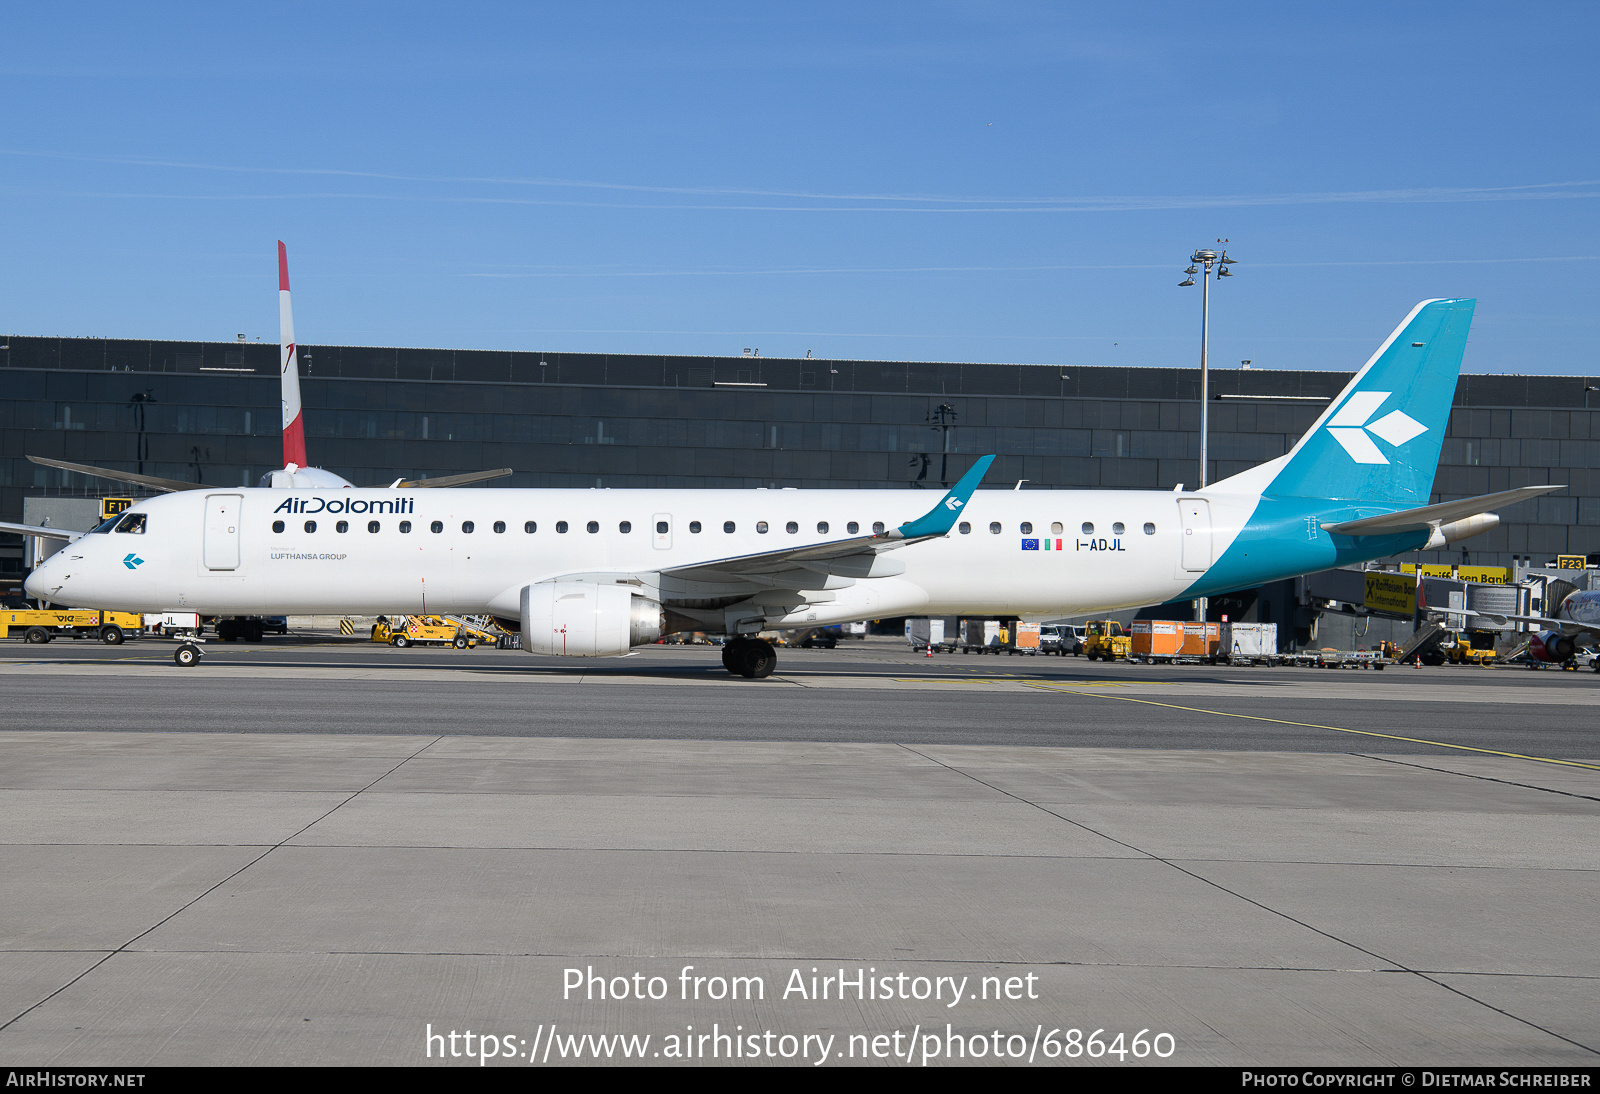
left=279, top=240, right=309, bottom=469
left=1211, top=298, right=1474, bottom=506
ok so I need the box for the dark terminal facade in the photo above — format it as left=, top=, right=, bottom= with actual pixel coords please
left=3, top=334, right=1594, bottom=587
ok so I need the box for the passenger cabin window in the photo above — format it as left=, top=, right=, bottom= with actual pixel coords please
left=1020, top=522, right=1033, bottom=534
left=786, top=522, right=798, bottom=534
left=1082, top=522, right=1094, bottom=535
left=873, top=522, right=885, bottom=534
left=272, top=521, right=285, bottom=533
left=1051, top=522, right=1063, bottom=535
left=989, top=522, right=1001, bottom=534
left=368, top=521, right=380, bottom=533
left=620, top=521, right=632, bottom=533
left=847, top=522, right=859, bottom=534
left=525, top=521, right=537, bottom=533
left=656, top=521, right=668, bottom=534
left=1112, top=522, right=1125, bottom=535
left=1144, top=522, right=1156, bottom=535
left=494, top=521, right=506, bottom=533
left=557, top=521, right=569, bottom=533
left=115, top=513, right=146, bottom=534
left=817, top=522, right=829, bottom=534
left=689, top=521, right=701, bottom=533
left=724, top=521, right=735, bottom=533
left=399, top=521, right=411, bottom=533
left=462, top=521, right=475, bottom=533
left=336, top=521, right=349, bottom=533
left=431, top=521, right=444, bottom=533
left=757, top=521, right=769, bottom=534
left=587, top=521, right=599, bottom=533
left=304, top=521, right=317, bottom=533
left=959, top=522, right=971, bottom=534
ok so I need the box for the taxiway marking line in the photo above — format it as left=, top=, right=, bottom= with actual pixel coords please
left=1027, top=683, right=1600, bottom=772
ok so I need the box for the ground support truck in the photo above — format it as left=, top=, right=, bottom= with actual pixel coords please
left=1, top=609, right=143, bottom=645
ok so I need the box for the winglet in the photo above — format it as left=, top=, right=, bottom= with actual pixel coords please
left=893, top=454, right=996, bottom=540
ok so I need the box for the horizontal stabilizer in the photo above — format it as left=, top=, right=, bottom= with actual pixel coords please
left=394, top=468, right=515, bottom=489
left=1321, top=485, right=1562, bottom=535
left=27, top=456, right=203, bottom=493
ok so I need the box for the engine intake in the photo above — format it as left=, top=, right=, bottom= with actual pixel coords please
left=519, top=583, right=663, bottom=657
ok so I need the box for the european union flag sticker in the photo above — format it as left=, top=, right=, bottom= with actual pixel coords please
left=1021, top=539, right=1039, bottom=550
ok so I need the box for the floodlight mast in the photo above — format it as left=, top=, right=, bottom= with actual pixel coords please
left=1179, top=241, right=1237, bottom=623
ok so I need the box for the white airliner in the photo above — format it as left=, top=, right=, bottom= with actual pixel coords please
left=19, top=297, right=1562, bottom=676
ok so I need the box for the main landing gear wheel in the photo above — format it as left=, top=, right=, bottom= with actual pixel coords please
left=174, top=643, right=202, bottom=667
left=722, top=637, right=777, bottom=679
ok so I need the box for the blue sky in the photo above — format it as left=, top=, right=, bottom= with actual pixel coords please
left=2, top=2, right=1597, bottom=373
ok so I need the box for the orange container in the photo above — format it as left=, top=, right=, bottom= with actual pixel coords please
left=1130, top=620, right=1183, bottom=657
left=1180, top=622, right=1220, bottom=657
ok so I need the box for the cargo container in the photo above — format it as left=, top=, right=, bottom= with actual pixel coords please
left=960, top=619, right=1004, bottom=653
left=1219, top=622, right=1278, bottom=664
left=1180, top=622, right=1220, bottom=659
left=906, top=617, right=947, bottom=650
left=1130, top=620, right=1183, bottom=661
left=1005, top=622, right=1041, bottom=655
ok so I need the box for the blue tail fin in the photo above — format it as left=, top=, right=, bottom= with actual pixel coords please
left=1259, top=298, right=1473, bottom=505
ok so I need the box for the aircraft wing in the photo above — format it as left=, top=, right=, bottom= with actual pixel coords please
left=1435, top=606, right=1591, bottom=636
left=662, top=455, right=995, bottom=584
left=393, top=469, right=514, bottom=488
left=0, top=521, right=82, bottom=543
left=27, top=455, right=203, bottom=493
left=1321, top=485, right=1562, bottom=535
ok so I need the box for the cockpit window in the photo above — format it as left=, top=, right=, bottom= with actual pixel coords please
left=89, top=515, right=121, bottom=534
left=114, top=513, right=146, bottom=534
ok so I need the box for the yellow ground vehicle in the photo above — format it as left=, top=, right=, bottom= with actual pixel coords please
left=1444, top=631, right=1499, bottom=666
left=371, top=614, right=495, bottom=649
left=1082, top=619, right=1131, bottom=661
left=1, top=609, right=143, bottom=645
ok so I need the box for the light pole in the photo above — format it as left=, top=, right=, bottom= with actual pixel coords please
left=1178, top=240, right=1236, bottom=489
left=1179, top=241, right=1236, bottom=624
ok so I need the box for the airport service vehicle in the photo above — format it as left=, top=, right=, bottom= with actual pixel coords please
left=371, top=615, right=493, bottom=649
left=17, top=298, right=1566, bottom=678
left=1082, top=620, right=1131, bottom=662
left=0, top=608, right=143, bottom=644
left=1037, top=625, right=1068, bottom=655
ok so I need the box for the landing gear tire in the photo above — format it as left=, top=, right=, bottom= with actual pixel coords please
left=100, top=625, right=125, bottom=645
left=738, top=639, right=776, bottom=679
left=174, top=643, right=202, bottom=667
left=722, top=637, right=776, bottom=679
left=247, top=623, right=265, bottom=643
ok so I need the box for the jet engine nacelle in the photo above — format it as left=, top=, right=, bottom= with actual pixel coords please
left=519, top=582, right=663, bottom=657
left=1530, top=631, right=1576, bottom=663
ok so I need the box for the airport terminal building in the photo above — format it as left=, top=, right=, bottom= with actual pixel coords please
left=4, top=334, right=1595, bottom=599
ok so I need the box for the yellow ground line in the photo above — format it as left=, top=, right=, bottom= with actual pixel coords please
left=1025, top=683, right=1600, bottom=772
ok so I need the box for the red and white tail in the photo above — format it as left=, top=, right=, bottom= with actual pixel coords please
left=278, top=241, right=308, bottom=469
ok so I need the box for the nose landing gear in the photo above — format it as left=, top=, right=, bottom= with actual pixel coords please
left=174, top=643, right=203, bottom=667
left=721, top=637, right=777, bottom=679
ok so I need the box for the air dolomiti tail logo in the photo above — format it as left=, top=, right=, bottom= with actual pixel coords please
left=1325, top=391, right=1427, bottom=465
